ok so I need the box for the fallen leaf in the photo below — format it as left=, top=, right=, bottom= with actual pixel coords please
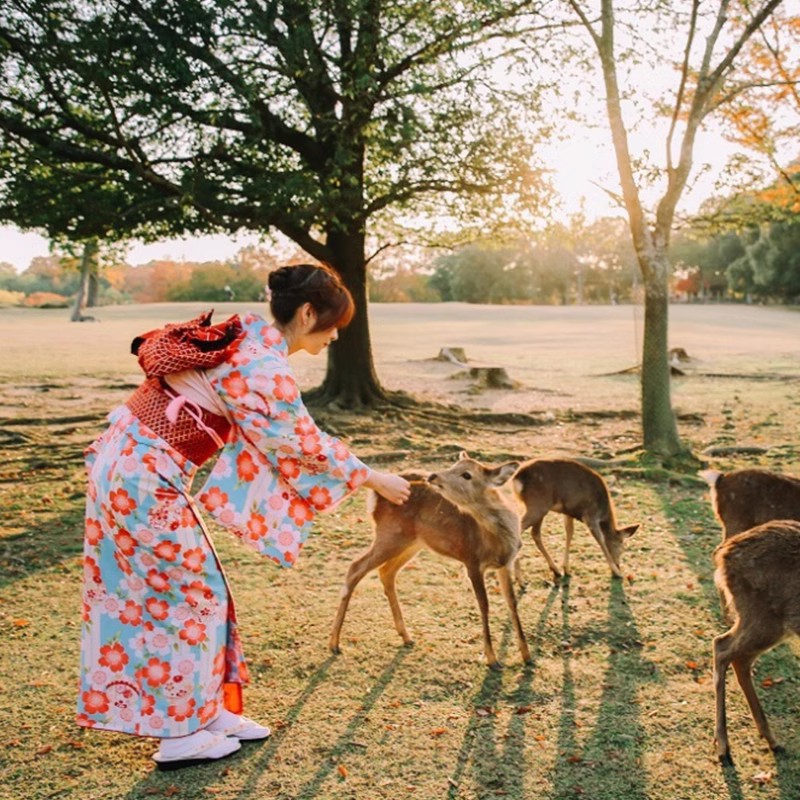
left=685, top=661, right=699, bottom=670
left=430, top=728, right=447, bottom=736
left=515, top=705, right=534, bottom=715
left=337, top=764, right=348, bottom=779
left=13, top=619, right=30, bottom=628
left=35, top=745, right=53, bottom=756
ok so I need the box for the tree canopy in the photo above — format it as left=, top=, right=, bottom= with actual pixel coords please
left=0, top=0, right=553, bottom=403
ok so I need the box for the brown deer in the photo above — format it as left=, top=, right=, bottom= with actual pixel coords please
left=328, top=452, right=531, bottom=669
left=700, top=468, right=800, bottom=539
left=511, top=458, right=639, bottom=580
left=712, top=519, right=800, bottom=764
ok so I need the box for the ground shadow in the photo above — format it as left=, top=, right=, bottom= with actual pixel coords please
left=0, top=509, right=84, bottom=590
left=122, top=653, right=355, bottom=800
left=655, top=484, right=800, bottom=799
left=446, top=583, right=560, bottom=798
left=550, top=579, right=654, bottom=800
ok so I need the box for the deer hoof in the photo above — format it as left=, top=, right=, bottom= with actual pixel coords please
left=330, top=645, right=342, bottom=655
left=487, top=660, right=503, bottom=672
left=401, top=640, right=415, bottom=649
left=718, top=751, right=734, bottom=768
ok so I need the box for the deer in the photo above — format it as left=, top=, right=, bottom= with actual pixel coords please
left=328, top=452, right=531, bottom=669
left=712, top=519, right=800, bottom=765
left=511, top=458, right=639, bottom=581
left=700, top=467, right=800, bottom=539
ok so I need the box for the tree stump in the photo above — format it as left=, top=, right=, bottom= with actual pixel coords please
left=469, top=366, right=516, bottom=389
left=436, top=347, right=468, bottom=366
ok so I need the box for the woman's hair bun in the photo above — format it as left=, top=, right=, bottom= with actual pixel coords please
left=267, top=266, right=296, bottom=293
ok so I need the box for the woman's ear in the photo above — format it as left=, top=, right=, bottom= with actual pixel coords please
left=300, top=302, right=317, bottom=330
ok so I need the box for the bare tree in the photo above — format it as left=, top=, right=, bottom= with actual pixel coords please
left=561, top=0, right=786, bottom=456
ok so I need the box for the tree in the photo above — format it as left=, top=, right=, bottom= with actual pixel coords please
left=727, top=217, right=800, bottom=302
left=0, top=0, right=550, bottom=406
left=711, top=10, right=800, bottom=214
left=559, top=0, right=786, bottom=456
left=0, top=139, right=184, bottom=318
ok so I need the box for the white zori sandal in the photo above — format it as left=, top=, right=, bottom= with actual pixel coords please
left=206, top=708, right=272, bottom=741
left=152, top=729, right=241, bottom=770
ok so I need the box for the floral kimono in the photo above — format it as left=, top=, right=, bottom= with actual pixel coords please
left=77, top=313, right=368, bottom=737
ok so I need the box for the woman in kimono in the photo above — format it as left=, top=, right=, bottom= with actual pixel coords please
left=77, top=264, right=410, bottom=769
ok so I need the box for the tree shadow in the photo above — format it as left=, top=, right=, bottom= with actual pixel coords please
left=446, top=583, right=561, bottom=798
left=124, top=652, right=402, bottom=800
left=236, top=648, right=410, bottom=800
left=551, top=579, right=654, bottom=800
left=0, top=509, right=84, bottom=590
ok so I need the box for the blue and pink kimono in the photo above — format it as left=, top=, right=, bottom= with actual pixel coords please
left=77, top=313, right=368, bottom=737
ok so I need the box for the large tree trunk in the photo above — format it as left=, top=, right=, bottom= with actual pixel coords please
left=640, top=250, right=682, bottom=456
left=308, top=229, right=389, bottom=408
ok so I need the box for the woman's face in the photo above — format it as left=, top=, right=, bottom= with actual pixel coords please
left=300, top=325, right=338, bottom=356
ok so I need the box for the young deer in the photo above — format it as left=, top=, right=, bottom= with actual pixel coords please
left=512, top=458, right=639, bottom=580
left=713, top=519, right=800, bottom=764
left=701, top=468, right=800, bottom=539
left=328, top=452, right=531, bottom=669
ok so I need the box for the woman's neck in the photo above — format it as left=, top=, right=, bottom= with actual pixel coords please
left=273, top=320, right=301, bottom=354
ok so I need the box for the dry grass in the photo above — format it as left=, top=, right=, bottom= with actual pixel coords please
left=2, top=302, right=800, bottom=800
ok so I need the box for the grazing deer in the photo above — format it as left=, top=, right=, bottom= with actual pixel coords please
left=712, top=519, right=800, bottom=764
left=511, top=458, right=639, bottom=580
left=700, top=468, right=800, bottom=539
left=328, top=452, right=531, bottom=669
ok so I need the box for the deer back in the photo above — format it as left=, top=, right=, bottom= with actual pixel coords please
left=702, top=468, right=800, bottom=538
left=714, top=520, right=800, bottom=623
left=514, top=458, right=613, bottom=523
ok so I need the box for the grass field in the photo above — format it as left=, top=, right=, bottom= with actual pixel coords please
left=1, top=301, right=800, bottom=800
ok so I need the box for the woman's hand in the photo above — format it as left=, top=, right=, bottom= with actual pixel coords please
left=364, top=470, right=411, bottom=505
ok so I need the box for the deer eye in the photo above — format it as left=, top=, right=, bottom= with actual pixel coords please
left=461, top=471, right=472, bottom=480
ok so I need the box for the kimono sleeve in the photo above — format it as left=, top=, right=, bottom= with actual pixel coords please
left=195, top=348, right=369, bottom=568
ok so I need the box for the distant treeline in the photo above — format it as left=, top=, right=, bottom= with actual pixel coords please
left=3, top=214, right=800, bottom=307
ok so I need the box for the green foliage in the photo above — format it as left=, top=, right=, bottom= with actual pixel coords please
left=0, top=0, right=550, bottom=258
left=671, top=214, right=800, bottom=303
left=727, top=219, right=800, bottom=302
left=166, top=262, right=270, bottom=303
left=425, top=221, right=639, bottom=305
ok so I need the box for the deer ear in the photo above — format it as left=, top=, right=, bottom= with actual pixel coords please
left=621, top=524, right=639, bottom=538
left=699, top=469, right=721, bottom=487
left=458, top=451, right=470, bottom=461
left=492, top=462, right=520, bottom=485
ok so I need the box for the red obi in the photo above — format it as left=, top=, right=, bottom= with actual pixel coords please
left=126, top=377, right=232, bottom=466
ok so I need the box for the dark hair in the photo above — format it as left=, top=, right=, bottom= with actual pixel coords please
left=268, top=263, right=355, bottom=332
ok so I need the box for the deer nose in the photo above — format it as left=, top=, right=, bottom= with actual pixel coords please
left=427, top=473, right=438, bottom=483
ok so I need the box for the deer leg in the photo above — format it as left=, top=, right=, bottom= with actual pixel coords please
left=378, top=544, right=423, bottom=646
left=713, top=631, right=734, bottom=765
left=496, top=565, right=531, bottom=664
left=562, top=516, right=575, bottom=576
left=512, top=551, right=525, bottom=587
left=329, top=534, right=415, bottom=654
left=732, top=655, right=780, bottom=752
left=527, top=517, right=561, bottom=580
left=587, top=518, right=623, bottom=578
left=466, top=566, right=500, bottom=670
